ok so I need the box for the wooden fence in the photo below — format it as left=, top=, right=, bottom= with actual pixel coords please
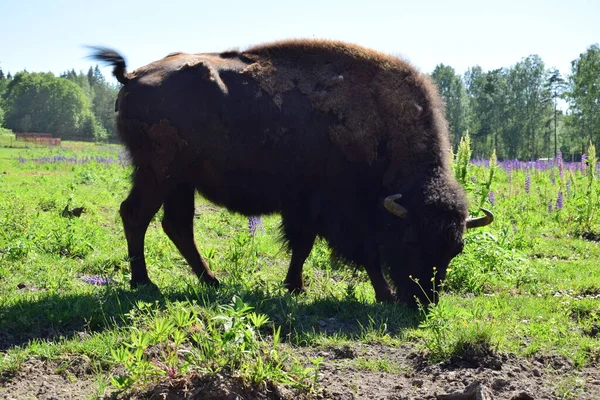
left=15, top=133, right=61, bottom=146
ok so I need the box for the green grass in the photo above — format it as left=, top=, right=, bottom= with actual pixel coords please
left=0, top=132, right=599, bottom=397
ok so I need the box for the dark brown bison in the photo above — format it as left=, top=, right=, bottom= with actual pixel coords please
left=90, top=39, right=492, bottom=305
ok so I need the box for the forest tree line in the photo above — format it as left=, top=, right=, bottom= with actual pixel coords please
left=0, top=66, right=118, bottom=140
left=430, top=43, right=599, bottom=161
left=0, top=43, right=599, bottom=160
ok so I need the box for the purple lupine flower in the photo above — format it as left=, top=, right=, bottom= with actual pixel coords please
left=248, top=216, right=264, bottom=236
left=557, top=152, right=564, bottom=182
left=488, top=190, right=495, bottom=206
left=548, top=200, right=553, bottom=214
left=81, top=275, right=111, bottom=285
left=18, top=157, right=26, bottom=164
left=550, top=170, right=556, bottom=185
left=471, top=176, right=477, bottom=184
left=566, top=179, right=571, bottom=197
left=556, top=191, right=564, bottom=210
left=535, top=159, right=543, bottom=171
left=525, top=173, right=531, bottom=194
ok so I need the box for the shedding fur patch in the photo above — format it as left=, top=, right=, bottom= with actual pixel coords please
left=120, top=118, right=188, bottom=184
left=241, top=39, right=450, bottom=179
left=147, top=119, right=187, bottom=179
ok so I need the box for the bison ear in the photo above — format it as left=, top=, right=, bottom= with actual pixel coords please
left=383, top=194, right=409, bottom=219
left=466, top=208, right=494, bottom=229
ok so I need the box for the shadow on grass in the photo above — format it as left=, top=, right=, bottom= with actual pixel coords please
left=0, top=281, right=420, bottom=351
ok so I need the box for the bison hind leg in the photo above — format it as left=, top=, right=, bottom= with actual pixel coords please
left=120, top=173, right=165, bottom=288
left=161, top=183, right=219, bottom=287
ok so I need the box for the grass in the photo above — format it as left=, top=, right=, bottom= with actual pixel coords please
left=0, top=132, right=599, bottom=397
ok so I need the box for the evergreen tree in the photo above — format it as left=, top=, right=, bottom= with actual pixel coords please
left=87, top=66, right=95, bottom=87
left=546, top=68, right=568, bottom=157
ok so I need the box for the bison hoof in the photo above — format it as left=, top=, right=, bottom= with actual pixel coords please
left=202, top=275, right=220, bottom=287
left=283, top=281, right=306, bottom=295
left=130, top=279, right=160, bottom=292
left=375, top=289, right=397, bottom=303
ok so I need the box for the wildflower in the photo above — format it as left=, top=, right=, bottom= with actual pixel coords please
left=556, top=191, right=564, bottom=210
left=525, top=173, right=531, bottom=194
left=81, top=275, right=111, bottom=286
left=548, top=201, right=553, bottom=214
left=557, top=151, right=564, bottom=182
left=247, top=215, right=264, bottom=236
left=471, top=176, right=477, bottom=184
left=550, top=170, right=555, bottom=185
left=566, top=178, right=571, bottom=197
left=488, top=190, right=495, bottom=206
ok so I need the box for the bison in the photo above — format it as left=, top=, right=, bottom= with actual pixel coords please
left=90, top=39, right=492, bottom=305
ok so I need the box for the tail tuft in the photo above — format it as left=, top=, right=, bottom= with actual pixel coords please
left=86, top=46, right=130, bottom=85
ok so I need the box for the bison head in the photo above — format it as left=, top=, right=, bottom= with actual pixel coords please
left=378, top=178, right=493, bottom=305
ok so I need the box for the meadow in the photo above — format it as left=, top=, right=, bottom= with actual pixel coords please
left=0, top=132, right=599, bottom=399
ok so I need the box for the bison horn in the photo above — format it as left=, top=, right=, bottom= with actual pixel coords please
left=466, top=208, right=494, bottom=229
left=384, top=194, right=408, bottom=219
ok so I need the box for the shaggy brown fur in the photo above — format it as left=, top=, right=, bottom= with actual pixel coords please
left=241, top=40, right=450, bottom=186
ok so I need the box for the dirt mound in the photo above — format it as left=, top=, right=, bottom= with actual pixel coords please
left=120, top=373, right=309, bottom=400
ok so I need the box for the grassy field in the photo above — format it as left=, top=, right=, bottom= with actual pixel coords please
left=0, top=132, right=599, bottom=399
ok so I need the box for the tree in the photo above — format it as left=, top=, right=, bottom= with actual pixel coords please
left=545, top=68, right=568, bottom=157
left=61, top=69, right=92, bottom=98
left=91, top=82, right=118, bottom=138
left=566, top=44, right=600, bottom=151
left=0, top=67, right=6, bottom=127
left=464, top=67, right=509, bottom=157
left=431, top=64, right=468, bottom=149
left=505, top=55, right=552, bottom=159
left=65, top=66, right=117, bottom=138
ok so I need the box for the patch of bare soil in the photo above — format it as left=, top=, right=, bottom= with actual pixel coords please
left=0, top=357, right=102, bottom=400
left=310, top=344, right=600, bottom=400
left=120, top=373, right=310, bottom=400
left=2, top=345, right=600, bottom=400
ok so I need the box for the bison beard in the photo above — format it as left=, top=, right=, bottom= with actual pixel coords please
left=89, top=39, right=492, bottom=306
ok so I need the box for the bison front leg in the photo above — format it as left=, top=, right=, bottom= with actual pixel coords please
left=281, top=216, right=317, bottom=294
left=363, top=246, right=396, bottom=303
left=161, top=183, right=219, bottom=286
left=120, top=170, right=164, bottom=289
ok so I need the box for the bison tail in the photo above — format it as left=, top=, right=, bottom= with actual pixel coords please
left=86, top=46, right=130, bottom=85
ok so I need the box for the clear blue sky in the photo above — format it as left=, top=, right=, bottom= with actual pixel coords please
left=1, top=0, right=598, bottom=82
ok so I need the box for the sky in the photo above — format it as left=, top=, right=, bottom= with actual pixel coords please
left=1, top=0, right=598, bottom=83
